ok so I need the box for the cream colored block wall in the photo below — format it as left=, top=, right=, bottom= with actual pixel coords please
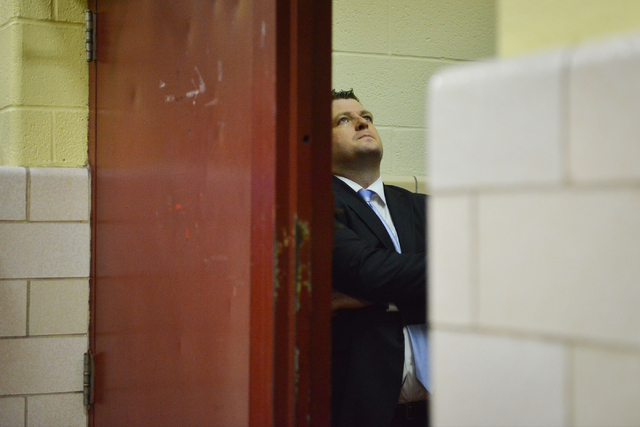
left=498, top=0, right=640, bottom=57
left=429, top=34, right=640, bottom=426
left=332, top=0, right=496, bottom=181
left=0, top=0, right=88, bottom=167
left=0, top=166, right=90, bottom=427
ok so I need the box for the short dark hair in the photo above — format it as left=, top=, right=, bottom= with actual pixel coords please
left=331, top=89, right=360, bottom=102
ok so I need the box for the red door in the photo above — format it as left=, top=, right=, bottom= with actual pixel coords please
left=88, top=0, right=331, bottom=426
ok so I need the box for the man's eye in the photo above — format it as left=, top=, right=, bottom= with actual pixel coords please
left=363, top=115, right=373, bottom=122
left=338, top=117, right=349, bottom=124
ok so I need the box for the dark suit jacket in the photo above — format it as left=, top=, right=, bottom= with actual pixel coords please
left=331, top=176, right=427, bottom=427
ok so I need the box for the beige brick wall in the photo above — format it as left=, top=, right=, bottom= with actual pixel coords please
left=0, top=0, right=88, bottom=167
left=429, top=34, right=640, bottom=426
left=332, top=0, right=497, bottom=180
left=0, top=166, right=90, bottom=426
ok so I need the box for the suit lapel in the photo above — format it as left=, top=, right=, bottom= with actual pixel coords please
left=385, top=185, right=416, bottom=253
left=333, top=177, right=397, bottom=251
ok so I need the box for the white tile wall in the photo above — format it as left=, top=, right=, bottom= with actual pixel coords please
left=29, top=279, right=89, bottom=335
left=30, top=167, right=89, bottom=221
left=429, top=194, right=474, bottom=326
left=27, top=393, right=86, bottom=427
left=573, top=346, right=640, bottom=427
left=0, top=166, right=89, bottom=427
left=0, top=280, right=27, bottom=337
left=0, top=166, right=26, bottom=220
left=0, top=223, right=90, bottom=278
left=429, top=50, right=566, bottom=190
left=432, top=330, right=567, bottom=427
left=0, top=336, right=87, bottom=394
left=477, top=189, right=640, bottom=346
left=569, top=35, right=640, bottom=183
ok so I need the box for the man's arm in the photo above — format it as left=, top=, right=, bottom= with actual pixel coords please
left=331, top=290, right=372, bottom=311
left=332, top=219, right=426, bottom=306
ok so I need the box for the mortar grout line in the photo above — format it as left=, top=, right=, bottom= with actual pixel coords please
left=331, top=50, right=474, bottom=63
left=0, top=19, right=19, bottom=31
left=430, top=180, right=640, bottom=196
left=1, top=391, right=84, bottom=399
left=0, top=16, right=84, bottom=30
left=432, top=323, right=640, bottom=354
left=376, top=125, right=427, bottom=131
left=0, top=105, right=88, bottom=114
left=0, top=333, right=88, bottom=340
left=0, top=220, right=90, bottom=224
left=0, top=277, right=90, bottom=282
left=26, top=280, right=30, bottom=337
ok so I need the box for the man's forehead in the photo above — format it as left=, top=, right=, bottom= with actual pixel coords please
left=332, top=98, right=368, bottom=116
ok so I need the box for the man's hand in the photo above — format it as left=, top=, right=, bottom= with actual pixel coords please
left=331, top=291, right=373, bottom=312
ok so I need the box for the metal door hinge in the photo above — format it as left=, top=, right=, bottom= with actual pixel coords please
left=83, top=353, right=95, bottom=406
left=85, top=10, right=96, bottom=62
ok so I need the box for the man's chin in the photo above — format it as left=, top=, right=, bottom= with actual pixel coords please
left=356, top=147, right=383, bottom=158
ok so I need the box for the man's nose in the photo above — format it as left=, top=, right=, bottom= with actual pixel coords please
left=354, top=116, right=369, bottom=130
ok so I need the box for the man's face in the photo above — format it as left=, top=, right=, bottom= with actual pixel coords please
left=331, top=98, right=383, bottom=172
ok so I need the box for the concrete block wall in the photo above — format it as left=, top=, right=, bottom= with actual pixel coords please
left=428, top=34, right=640, bottom=426
left=497, top=0, right=640, bottom=57
left=0, top=0, right=88, bottom=167
left=0, top=166, right=90, bottom=427
left=332, top=0, right=496, bottom=179
left=1, top=0, right=89, bottom=423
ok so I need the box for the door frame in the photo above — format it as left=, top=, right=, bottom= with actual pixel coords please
left=87, top=0, right=333, bottom=425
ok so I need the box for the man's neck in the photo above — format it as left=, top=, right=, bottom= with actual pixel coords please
left=334, top=168, right=380, bottom=189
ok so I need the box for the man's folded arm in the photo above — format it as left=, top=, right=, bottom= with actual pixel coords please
left=332, top=219, right=426, bottom=306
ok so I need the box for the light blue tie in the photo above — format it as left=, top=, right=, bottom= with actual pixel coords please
left=358, top=188, right=430, bottom=392
left=358, top=189, right=401, bottom=253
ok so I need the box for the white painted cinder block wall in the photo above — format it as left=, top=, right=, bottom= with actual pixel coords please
left=429, top=34, right=640, bottom=426
left=0, top=167, right=90, bottom=427
left=331, top=0, right=496, bottom=180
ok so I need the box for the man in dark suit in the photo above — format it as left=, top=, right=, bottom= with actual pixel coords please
left=331, top=89, right=428, bottom=427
